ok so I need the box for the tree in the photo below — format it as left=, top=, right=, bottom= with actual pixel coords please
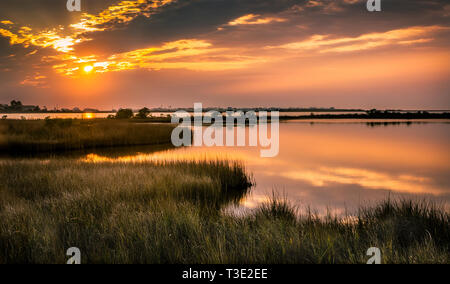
left=115, top=108, right=133, bottom=119
left=135, top=107, right=151, bottom=119
left=10, top=100, right=22, bottom=108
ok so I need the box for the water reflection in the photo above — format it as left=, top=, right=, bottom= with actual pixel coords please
left=0, top=143, right=176, bottom=159
left=82, top=113, right=95, bottom=119
left=78, top=120, right=450, bottom=216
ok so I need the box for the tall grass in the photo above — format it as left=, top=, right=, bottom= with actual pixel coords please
left=0, top=119, right=176, bottom=153
left=0, top=159, right=448, bottom=264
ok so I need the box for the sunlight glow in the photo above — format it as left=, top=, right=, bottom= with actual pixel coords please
left=82, top=113, right=94, bottom=119
left=84, top=65, right=94, bottom=73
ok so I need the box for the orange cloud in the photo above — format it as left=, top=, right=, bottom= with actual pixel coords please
left=304, top=0, right=345, bottom=13
left=0, top=20, right=13, bottom=25
left=0, top=26, right=84, bottom=52
left=268, top=25, right=449, bottom=53
left=228, top=14, right=286, bottom=26
left=71, top=0, right=175, bottom=32
left=0, top=0, right=175, bottom=53
left=50, top=39, right=266, bottom=76
left=20, top=74, right=48, bottom=88
left=0, top=0, right=179, bottom=87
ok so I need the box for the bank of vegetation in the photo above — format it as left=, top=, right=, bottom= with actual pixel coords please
left=0, top=119, right=176, bottom=153
left=0, top=158, right=447, bottom=264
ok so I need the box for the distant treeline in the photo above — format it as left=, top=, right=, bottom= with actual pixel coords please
left=0, top=100, right=40, bottom=113
left=2, top=101, right=449, bottom=119
left=0, top=100, right=102, bottom=113
left=280, top=110, right=450, bottom=120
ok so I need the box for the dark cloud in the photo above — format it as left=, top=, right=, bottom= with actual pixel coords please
left=2, top=0, right=449, bottom=55
left=0, top=0, right=122, bottom=28
left=75, top=0, right=304, bottom=54
left=0, top=36, right=36, bottom=69
left=74, top=0, right=450, bottom=55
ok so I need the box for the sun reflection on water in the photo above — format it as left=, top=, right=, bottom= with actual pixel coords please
left=82, top=113, right=94, bottom=119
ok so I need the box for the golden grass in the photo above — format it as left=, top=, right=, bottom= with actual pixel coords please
left=0, top=119, right=176, bottom=153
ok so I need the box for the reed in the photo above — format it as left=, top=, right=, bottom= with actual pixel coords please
left=0, top=119, right=176, bottom=153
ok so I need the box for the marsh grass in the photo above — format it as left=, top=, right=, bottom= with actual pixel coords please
left=0, top=119, right=176, bottom=153
left=0, top=159, right=448, bottom=264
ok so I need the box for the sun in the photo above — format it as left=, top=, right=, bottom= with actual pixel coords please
left=84, top=65, right=94, bottom=73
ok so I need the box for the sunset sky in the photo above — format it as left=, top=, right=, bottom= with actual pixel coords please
left=0, top=0, right=449, bottom=109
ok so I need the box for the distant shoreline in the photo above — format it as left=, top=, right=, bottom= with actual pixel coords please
left=1, top=108, right=450, bottom=115
left=1, top=112, right=450, bottom=122
left=278, top=112, right=450, bottom=120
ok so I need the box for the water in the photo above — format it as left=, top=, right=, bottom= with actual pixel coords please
left=79, top=119, right=450, bottom=216
left=0, top=113, right=116, bottom=120
left=0, top=111, right=366, bottom=120
left=1, top=110, right=448, bottom=121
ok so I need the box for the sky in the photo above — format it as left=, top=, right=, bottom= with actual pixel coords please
left=0, top=0, right=449, bottom=110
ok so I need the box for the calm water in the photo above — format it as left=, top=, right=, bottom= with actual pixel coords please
left=0, top=111, right=365, bottom=120
left=1, top=111, right=447, bottom=120
left=0, top=113, right=116, bottom=120
left=79, top=119, right=450, bottom=216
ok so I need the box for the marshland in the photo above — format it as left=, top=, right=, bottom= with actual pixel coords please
left=0, top=118, right=449, bottom=264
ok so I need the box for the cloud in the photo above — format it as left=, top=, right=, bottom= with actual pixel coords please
left=20, top=73, right=47, bottom=88
left=227, top=14, right=286, bottom=26
left=267, top=25, right=450, bottom=53
left=0, top=0, right=176, bottom=55
left=49, top=39, right=266, bottom=76
left=73, top=0, right=301, bottom=54
left=70, top=0, right=176, bottom=33
left=1, top=0, right=449, bottom=108
left=0, top=20, right=13, bottom=25
left=443, top=5, right=450, bottom=17
left=0, top=0, right=180, bottom=86
left=0, top=26, right=84, bottom=53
